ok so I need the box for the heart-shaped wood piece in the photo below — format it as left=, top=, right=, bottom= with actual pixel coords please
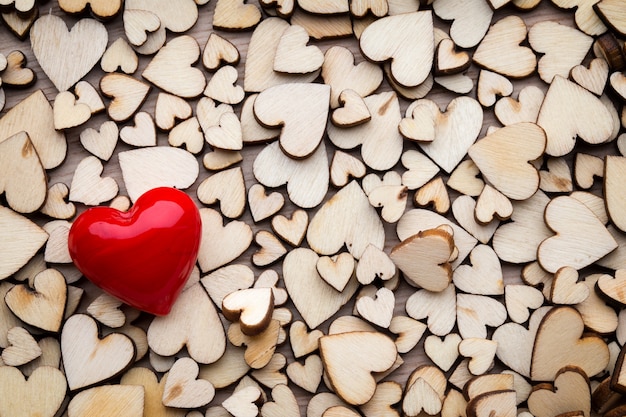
left=163, top=357, right=215, bottom=408
left=527, top=366, right=591, bottom=417
left=0, top=366, right=66, bottom=417
left=68, top=187, right=201, bottom=315
left=30, top=14, right=107, bottom=91
left=222, top=288, right=274, bottom=336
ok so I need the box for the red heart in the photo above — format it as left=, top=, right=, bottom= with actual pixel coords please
left=68, top=187, right=202, bottom=315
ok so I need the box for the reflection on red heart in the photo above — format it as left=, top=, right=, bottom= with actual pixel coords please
left=68, top=187, right=202, bottom=315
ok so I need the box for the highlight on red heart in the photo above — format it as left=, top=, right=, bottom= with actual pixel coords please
left=68, top=187, right=202, bottom=316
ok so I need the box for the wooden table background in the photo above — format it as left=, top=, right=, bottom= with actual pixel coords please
left=1, top=0, right=622, bottom=415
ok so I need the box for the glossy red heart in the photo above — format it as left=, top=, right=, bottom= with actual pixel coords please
left=68, top=187, right=202, bottom=315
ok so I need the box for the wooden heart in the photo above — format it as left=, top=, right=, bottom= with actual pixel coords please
left=495, top=85, right=544, bottom=126
left=538, top=195, right=617, bottom=273
left=0, top=206, right=48, bottom=280
left=435, top=38, right=471, bottom=75
left=402, top=377, right=443, bottom=416
left=120, top=112, right=156, bottom=147
left=307, top=180, right=384, bottom=259
left=571, top=57, right=609, bottom=95
left=327, top=91, right=403, bottom=171
left=197, top=167, right=246, bottom=219
left=321, top=46, right=382, bottom=108
left=289, top=320, right=323, bottom=358
left=451, top=195, right=499, bottom=245
left=406, top=285, right=456, bottom=337
left=101, top=37, right=138, bottom=74
left=142, top=35, right=206, bottom=98
left=274, top=24, right=324, bottom=74
left=5, top=268, right=66, bottom=333
left=0, top=366, right=66, bottom=417
left=355, top=287, right=395, bottom=328
left=528, top=20, right=593, bottom=83
left=222, top=386, right=262, bottom=417
left=196, top=208, right=252, bottom=273
left=0, top=131, right=47, bottom=214
left=424, top=333, right=461, bottom=372
left=123, top=8, right=160, bottom=47
left=466, top=390, right=517, bottom=417
left=458, top=338, right=498, bottom=376
left=527, top=366, right=591, bottom=417
left=504, top=284, right=545, bottom=324
left=79, top=121, right=118, bottom=161
left=59, top=0, right=123, bottom=20
left=2, top=326, right=41, bottom=366
left=118, top=146, right=198, bottom=202
left=155, top=93, right=192, bottom=131
left=40, top=182, right=75, bottom=220
left=100, top=73, right=151, bottom=122
left=61, top=314, right=135, bottom=391
left=254, top=82, right=330, bottom=159
left=412, top=96, right=483, bottom=173
left=204, top=65, right=245, bottom=105
left=453, top=244, right=504, bottom=296
left=550, top=266, right=590, bottom=305
left=475, top=184, right=513, bottom=223
left=30, top=14, right=107, bottom=91
left=147, top=283, right=225, bottom=364
left=213, top=0, right=262, bottom=31
left=331, top=89, right=371, bottom=127
left=126, top=0, right=198, bottom=32
left=283, top=248, right=359, bottom=329
left=432, top=0, right=493, bottom=48
left=248, top=184, right=284, bottom=223
left=2, top=50, right=35, bottom=88
left=389, top=316, right=426, bottom=354
left=537, top=76, right=614, bottom=157
left=223, top=288, right=274, bottom=336
left=261, top=384, right=300, bottom=416
left=253, top=139, right=329, bottom=209
left=271, top=209, right=308, bottom=247
left=200, top=264, right=254, bottom=308
left=67, top=385, right=144, bottom=417
left=468, top=122, right=546, bottom=200
left=531, top=306, right=609, bottom=381
left=286, top=354, right=323, bottom=393
left=473, top=15, right=537, bottom=78
left=203, top=32, right=240, bottom=71
left=457, top=294, right=507, bottom=339
left=69, top=156, right=119, bottom=205
left=320, top=331, right=397, bottom=405
left=163, top=357, right=215, bottom=408
left=477, top=70, right=513, bottom=107
left=227, top=320, right=280, bottom=369
left=360, top=11, right=433, bottom=88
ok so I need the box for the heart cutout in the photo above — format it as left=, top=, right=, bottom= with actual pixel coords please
left=0, top=366, right=66, bottom=417
left=274, top=24, right=324, bottom=74
left=527, top=366, right=591, bottom=417
left=69, top=187, right=201, bottom=315
left=79, top=121, right=118, bottom=161
left=424, top=333, right=461, bottom=372
left=163, top=357, right=215, bottom=408
left=457, top=294, right=507, bottom=339
left=30, top=15, right=108, bottom=91
left=286, top=354, right=323, bottom=393
left=453, top=244, right=504, bottom=295
left=432, top=0, right=493, bottom=48
left=222, top=288, right=274, bottom=336
left=69, top=156, right=119, bottom=206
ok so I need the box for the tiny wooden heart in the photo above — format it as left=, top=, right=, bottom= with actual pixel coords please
left=252, top=230, right=287, bottom=267
left=248, top=184, right=284, bottom=223
left=203, top=32, right=240, bottom=71
left=405, top=285, right=456, bottom=337
left=197, top=208, right=252, bottom=273
left=527, top=366, right=591, bottom=417
left=458, top=338, right=497, bottom=376
left=457, top=294, right=507, bottom=339
left=69, top=156, right=119, bottom=205
left=2, top=326, right=41, bottom=366
left=355, top=287, right=395, bottom=328
left=286, top=354, right=323, bottom=393
left=222, top=288, right=274, bottom=336
left=197, top=166, right=246, bottom=219
left=79, top=121, right=118, bottom=161
left=271, top=209, right=308, bottom=247
left=432, top=0, right=493, bottom=48
left=274, top=24, right=324, bottom=74
left=550, top=266, right=590, bottom=305
left=100, top=73, right=151, bottom=122
left=424, top=333, right=461, bottom=372
left=453, top=244, right=504, bottom=295
left=289, top=320, right=323, bottom=358
left=261, top=384, right=300, bottom=417
left=0, top=366, right=66, bottom=417
left=162, top=357, right=215, bottom=408
left=120, top=112, right=156, bottom=147
left=101, top=37, right=138, bottom=74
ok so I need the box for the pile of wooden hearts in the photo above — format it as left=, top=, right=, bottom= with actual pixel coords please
left=2, top=0, right=626, bottom=416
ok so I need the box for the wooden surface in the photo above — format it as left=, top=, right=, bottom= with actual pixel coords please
left=1, top=0, right=624, bottom=415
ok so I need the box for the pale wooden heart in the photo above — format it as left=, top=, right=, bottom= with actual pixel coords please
left=389, top=316, right=426, bottom=354
left=40, top=182, right=75, bottom=220
left=204, top=65, right=245, bottom=105
left=424, top=333, right=461, bottom=372
left=86, top=293, right=125, bottom=328
left=527, top=366, right=591, bottom=417
left=197, top=208, right=252, bottom=273
left=202, top=148, right=242, bottom=169
left=283, top=248, right=359, bottom=329
left=101, top=37, right=138, bottom=74
left=504, top=284, right=544, bottom=324
left=597, top=270, right=626, bottom=306
left=401, top=150, right=440, bottom=191
left=53, top=91, right=91, bottom=130
left=79, top=121, right=118, bottom=161
left=5, top=268, right=66, bottom=333
left=248, top=184, right=284, bottom=223
left=458, top=338, right=497, bottom=376
left=123, top=8, right=160, bottom=46
left=321, top=45, right=382, bottom=108
left=528, top=20, right=593, bottom=83
left=74, top=81, right=105, bottom=114
left=200, top=264, right=254, bottom=308
left=571, top=57, right=609, bottom=95
left=328, top=91, right=403, bottom=171
left=261, top=385, right=300, bottom=417
left=414, top=177, right=449, bottom=215
left=126, top=0, right=198, bottom=32
left=402, top=377, right=443, bottom=416
left=155, top=92, right=192, bottom=131
left=0, top=206, right=48, bottom=280
left=331, top=89, right=371, bottom=127
left=2, top=326, right=41, bottom=366
left=398, top=208, right=478, bottom=269
left=307, top=181, right=384, bottom=259
left=406, top=285, right=456, bottom=337
left=223, top=287, right=274, bottom=336
left=550, top=266, right=590, bottom=305
left=244, top=18, right=319, bottom=92
left=537, top=76, right=614, bottom=157
left=320, top=331, right=397, bottom=405
left=355, top=244, right=396, bottom=285
left=227, top=319, right=280, bottom=369
left=453, top=244, right=503, bottom=296
left=432, top=0, right=493, bottom=48
left=1, top=50, right=35, bottom=89
left=0, top=131, right=47, bottom=214
left=0, top=366, right=66, bottom=417
left=475, top=184, right=513, bottom=223
left=492, top=307, right=551, bottom=377
left=390, top=228, right=453, bottom=292
left=435, top=38, right=470, bottom=75
left=67, top=385, right=144, bottom=417
left=203, top=32, right=240, bottom=71
left=252, top=230, right=287, bottom=267
left=409, top=97, right=483, bottom=174
left=538, top=195, right=617, bottom=273
left=355, top=287, right=395, bottom=328
left=197, top=167, right=246, bottom=219
left=468, top=122, right=546, bottom=200
left=222, top=386, right=262, bottom=417
left=456, top=294, right=507, bottom=339
left=466, top=390, right=517, bottom=417
left=316, top=253, right=354, bottom=292
left=30, top=14, right=108, bottom=91
left=61, top=314, right=135, bottom=391
left=147, top=283, right=225, bottom=364
left=531, top=306, right=609, bottom=381
left=205, top=112, right=243, bottom=151
left=69, top=156, right=118, bottom=206
left=286, top=354, right=323, bottom=393
left=42, top=220, right=71, bottom=264
left=473, top=15, right=537, bottom=78
left=120, top=111, right=156, bottom=147
left=118, top=146, right=198, bottom=202
left=271, top=209, right=308, bottom=247
left=274, top=24, right=324, bottom=74
left=494, top=85, right=544, bottom=126
left=254, top=82, right=329, bottom=159
left=477, top=69, right=513, bottom=107
left=213, top=0, right=262, bottom=31
left=289, top=320, right=323, bottom=358
left=451, top=195, right=499, bottom=245
left=142, top=35, right=206, bottom=98
left=360, top=11, right=433, bottom=88
left=100, top=73, right=151, bottom=122
left=162, top=357, right=215, bottom=408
